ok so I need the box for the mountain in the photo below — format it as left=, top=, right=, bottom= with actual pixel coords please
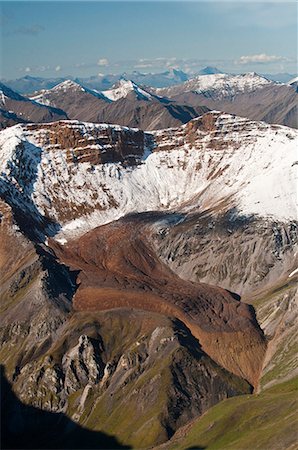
left=1, top=75, right=68, bottom=94
left=0, top=113, right=297, bottom=448
left=1, top=70, right=190, bottom=95
left=132, top=68, right=189, bottom=87
left=1, top=111, right=295, bottom=236
left=198, top=66, right=223, bottom=75
left=100, top=69, right=190, bottom=88
left=3, top=72, right=297, bottom=131
left=158, top=377, right=298, bottom=450
left=79, top=69, right=189, bottom=91
left=263, top=72, right=297, bottom=83
left=102, top=78, right=155, bottom=101
left=30, top=79, right=208, bottom=130
left=99, top=79, right=209, bottom=129
left=30, top=79, right=109, bottom=105
left=0, top=82, right=68, bottom=129
left=158, top=72, right=274, bottom=99
left=29, top=80, right=110, bottom=122
left=157, top=72, right=298, bottom=128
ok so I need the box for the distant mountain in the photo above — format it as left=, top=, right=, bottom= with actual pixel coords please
left=30, top=78, right=208, bottom=130
left=0, top=82, right=67, bottom=129
left=87, top=69, right=190, bottom=89
left=262, top=72, right=297, bottom=83
left=3, top=72, right=297, bottom=130
left=158, top=72, right=273, bottom=99
left=77, top=74, right=123, bottom=91
left=130, top=68, right=189, bottom=87
left=197, top=66, right=223, bottom=75
left=1, top=75, right=67, bottom=95
left=102, top=78, right=155, bottom=101
left=2, top=69, right=190, bottom=95
left=30, top=80, right=109, bottom=120
left=4, top=71, right=297, bottom=95
left=157, top=72, right=298, bottom=128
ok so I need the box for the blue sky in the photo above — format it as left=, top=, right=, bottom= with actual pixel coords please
left=0, top=1, right=297, bottom=79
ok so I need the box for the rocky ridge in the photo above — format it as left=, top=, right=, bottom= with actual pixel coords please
left=30, top=79, right=208, bottom=131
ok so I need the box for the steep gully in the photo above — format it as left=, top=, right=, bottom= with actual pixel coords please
left=50, top=212, right=267, bottom=389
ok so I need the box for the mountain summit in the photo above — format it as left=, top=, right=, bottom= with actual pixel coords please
left=198, top=66, right=223, bottom=75
left=102, top=79, right=154, bottom=101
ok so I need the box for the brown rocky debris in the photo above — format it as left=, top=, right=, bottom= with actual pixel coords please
left=51, top=214, right=267, bottom=388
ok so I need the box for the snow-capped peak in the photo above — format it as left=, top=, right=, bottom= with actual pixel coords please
left=51, top=79, right=85, bottom=92
left=29, top=80, right=85, bottom=105
left=30, top=80, right=110, bottom=106
left=102, top=79, right=153, bottom=101
left=191, top=72, right=272, bottom=95
left=158, top=72, right=275, bottom=99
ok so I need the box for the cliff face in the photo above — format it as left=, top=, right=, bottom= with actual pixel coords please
left=0, top=112, right=296, bottom=241
left=3, top=309, right=251, bottom=448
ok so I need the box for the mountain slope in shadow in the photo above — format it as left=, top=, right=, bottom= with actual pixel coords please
left=1, top=365, right=130, bottom=449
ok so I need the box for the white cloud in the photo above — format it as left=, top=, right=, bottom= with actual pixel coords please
left=38, top=65, right=50, bottom=72
left=55, top=65, right=61, bottom=72
left=97, top=58, right=109, bottom=66
left=238, top=53, right=286, bottom=64
left=134, top=63, right=153, bottom=69
left=25, top=67, right=31, bottom=72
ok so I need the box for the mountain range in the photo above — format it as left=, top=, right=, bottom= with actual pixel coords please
left=0, top=60, right=297, bottom=450
left=156, top=72, right=298, bottom=128
left=28, top=79, right=208, bottom=130
left=0, top=72, right=297, bottom=131
left=2, top=67, right=296, bottom=94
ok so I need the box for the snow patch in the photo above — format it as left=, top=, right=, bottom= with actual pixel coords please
left=289, top=268, right=298, bottom=278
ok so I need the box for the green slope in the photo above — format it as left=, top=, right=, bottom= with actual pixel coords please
left=164, top=377, right=298, bottom=450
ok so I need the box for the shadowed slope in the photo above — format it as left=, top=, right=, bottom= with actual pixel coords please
left=1, top=365, right=130, bottom=449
